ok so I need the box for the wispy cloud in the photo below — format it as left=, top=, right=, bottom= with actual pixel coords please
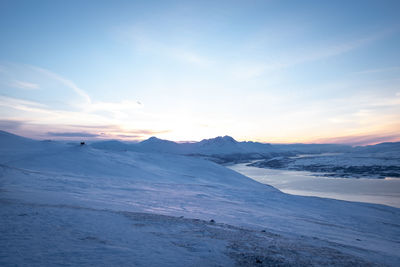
left=31, top=65, right=145, bottom=116
left=293, top=32, right=386, bottom=64
left=353, top=66, right=400, bottom=75
left=0, top=118, right=170, bottom=140
left=229, top=30, right=394, bottom=80
left=10, top=80, right=40, bottom=90
left=0, top=96, right=47, bottom=113
left=121, top=27, right=212, bottom=67
left=115, top=134, right=144, bottom=139
left=293, top=35, right=381, bottom=66
left=84, top=100, right=143, bottom=115
left=229, top=63, right=269, bottom=80
left=47, top=131, right=100, bottom=137
left=44, top=127, right=170, bottom=140
left=0, top=63, right=156, bottom=139
left=174, top=50, right=212, bottom=67
left=1, top=63, right=144, bottom=119
left=30, top=65, right=92, bottom=105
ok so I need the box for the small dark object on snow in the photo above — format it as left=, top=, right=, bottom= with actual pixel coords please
left=256, top=259, right=262, bottom=264
left=80, top=142, right=85, bottom=146
left=210, top=219, right=215, bottom=223
left=261, top=230, right=266, bottom=232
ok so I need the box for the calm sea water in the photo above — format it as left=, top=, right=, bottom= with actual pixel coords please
left=228, top=163, right=400, bottom=208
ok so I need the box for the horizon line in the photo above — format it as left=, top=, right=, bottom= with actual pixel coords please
left=2, top=129, right=399, bottom=147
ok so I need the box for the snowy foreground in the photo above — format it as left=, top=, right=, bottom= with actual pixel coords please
left=1, top=131, right=400, bottom=266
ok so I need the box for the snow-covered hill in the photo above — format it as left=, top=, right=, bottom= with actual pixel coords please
left=1, top=131, right=400, bottom=266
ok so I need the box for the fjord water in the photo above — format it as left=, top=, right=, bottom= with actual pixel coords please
left=229, top=163, right=400, bottom=208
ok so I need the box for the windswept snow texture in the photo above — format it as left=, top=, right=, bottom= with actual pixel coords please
left=1, top=130, right=400, bottom=266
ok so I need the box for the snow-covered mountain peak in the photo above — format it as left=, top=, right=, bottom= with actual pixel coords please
left=199, top=135, right=238, bottom=145
left=140, top=136, right=172, bottom=144
left=144, top=136, right=160, bottom=142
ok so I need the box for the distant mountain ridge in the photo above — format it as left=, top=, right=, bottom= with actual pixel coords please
left=354, top=142, right=400, bottom=153
left=90, top=135, right=355, bottom=158
left=2, top=130, right=399, bottom=158
left=2, top=130, right=400, bottom=176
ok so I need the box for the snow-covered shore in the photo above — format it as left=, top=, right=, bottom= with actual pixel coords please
left=1, top=131, right=399, bottom=266
left=248, top=152, right=400, bottom=179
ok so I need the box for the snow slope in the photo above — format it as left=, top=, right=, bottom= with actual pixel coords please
left=1, top=131, right=400, bottom=266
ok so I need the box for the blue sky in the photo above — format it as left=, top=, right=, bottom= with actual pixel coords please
left=0, top=0, right=399, bottom=144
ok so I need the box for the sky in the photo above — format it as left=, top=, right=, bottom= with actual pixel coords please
left=0, top=0, right=399, bottom=145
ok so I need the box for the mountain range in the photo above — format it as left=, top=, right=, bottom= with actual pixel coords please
left=90, top=135, right=356, bottom=156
